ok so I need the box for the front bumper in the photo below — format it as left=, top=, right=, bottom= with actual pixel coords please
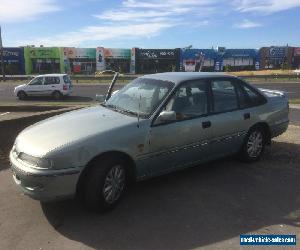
left=10, top=151, right=83, bottom=202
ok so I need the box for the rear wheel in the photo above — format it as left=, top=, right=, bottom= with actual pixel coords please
left=240, top=127, right=265, bottom=162
left=52, top=91, right=62, bottom=100
left=17, top=91, right=27, bottom=100
left=84, top=157, right=127, bottom=212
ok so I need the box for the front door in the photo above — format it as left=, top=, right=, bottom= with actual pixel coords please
left=26, top=76, right=44, bottom=96
left=145, top=79, right=213, bottom=177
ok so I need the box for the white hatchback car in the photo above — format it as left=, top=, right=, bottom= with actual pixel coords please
left=14, top=74, right=73, bottom=100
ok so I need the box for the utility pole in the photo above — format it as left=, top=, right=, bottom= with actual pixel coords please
left=0, top=26, right=5, bottom=81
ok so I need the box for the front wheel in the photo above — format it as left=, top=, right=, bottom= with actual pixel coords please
left=84, top=158, right=127, bottom=212
left=17, top=91, right=27, bottom=100
left=240, top=127, right=265, bottom=162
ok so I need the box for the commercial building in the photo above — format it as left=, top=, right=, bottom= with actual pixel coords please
left=292, top=48, right=300, bottom=69
left=0, top=47, right=25, bottom=75
left=64, top=48, right=96, bottom=74
left=96, top=48, right=131, bottom=73
left=24, top=47, right=64, bottom=75
left=221, top=49, right=259, bottom=71
left=259, top=46, right=294, bottom=69
left=180, top=49, right=217, bottom=72
left=131, top=48, right=180, bottom=74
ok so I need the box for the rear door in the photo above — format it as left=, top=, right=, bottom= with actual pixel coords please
left=44, top=76, right=61, bottom=95
left=208, top=78, right=247, bottom=157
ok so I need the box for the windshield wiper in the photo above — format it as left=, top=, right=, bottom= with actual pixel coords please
left=117, top=108, right=139, bottom=116
left=104, top=104, right=138, bottom=116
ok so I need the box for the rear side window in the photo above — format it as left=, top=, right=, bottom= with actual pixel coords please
left=44, top=77, right=60, bottom=85
left=237, top=83, right=266, bottom=107
left=63, top=75, right=71, bottom=84
left=211, top=80, right=238, bottom=113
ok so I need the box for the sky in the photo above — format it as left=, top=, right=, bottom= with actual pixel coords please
left=0, top=0, right=299, bottom=49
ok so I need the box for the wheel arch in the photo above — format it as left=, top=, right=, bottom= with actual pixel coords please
left=249, top=122, right=271, bottom=145
left=76, top=150, right=137, bottom=196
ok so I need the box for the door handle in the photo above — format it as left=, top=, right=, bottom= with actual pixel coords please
left=202, top=121, right=211, bottom=129
left=244, top=113, right=250, bottom=120
left=51, top=86, right=55, bottom=88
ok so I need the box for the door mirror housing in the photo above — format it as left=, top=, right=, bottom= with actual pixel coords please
left=156, top=111, right=176, bottom=124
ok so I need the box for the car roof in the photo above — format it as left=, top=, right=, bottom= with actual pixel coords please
left=35, top=73, right=68, bottom=77
left=140, top=72, right=237, bottom=85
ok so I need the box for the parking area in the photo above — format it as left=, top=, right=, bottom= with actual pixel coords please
left=0, top=79, right=299, bottom=249
left=0, top=106, right=299, bottom=249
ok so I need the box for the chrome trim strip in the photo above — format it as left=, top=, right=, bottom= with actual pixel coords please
left=137, top=130, right=247, bottom=161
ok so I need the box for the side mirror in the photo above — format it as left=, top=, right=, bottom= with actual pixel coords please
left=95, top=94, right=105, bottom=102
left=112, top=90, right=119, bottom=96
left=156, top=111, right=176, bottom=124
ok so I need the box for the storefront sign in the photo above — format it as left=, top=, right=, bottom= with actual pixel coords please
left=96, top=47, right=105, bottom=71
left=269, top=47, right=286, bottom=59
left=138, top=49, right=176, bottom=59
left=75, top=48, right=96, bottom=59
left=26, top=47, right=61, bottom=59
left=63, top=47, right=76, bottom=59
left=294, top=48, right=300, bottom=56
left=103, top=48, right=131, bottom=59
left=130, top=48, right=136, bottom=74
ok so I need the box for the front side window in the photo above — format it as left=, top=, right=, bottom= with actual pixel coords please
left=29, top=77, right=43, bottom=85
left=104, top=78, right=174, bottom=117
left=63, top=75, right=72, bottom=84
left=211, top=80, right=238, bottom=113
left=164, top=80, right=208, bottom=120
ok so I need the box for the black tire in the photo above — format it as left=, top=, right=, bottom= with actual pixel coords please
left=239, top=126, right=266, bottom=162
left=17, top=91, right=27, bottom=100
left=84, top=157, right=128, bottom=212
left=52, top=91, right=62, bottom=100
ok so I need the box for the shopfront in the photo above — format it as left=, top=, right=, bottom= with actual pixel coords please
left=293, top=48, right=300, bottom=69
left=132, top=48, right=180, bottom=74
left=24, top=47, right=64, bottom=75
left=259, top=46, right=294, bottom=69
left=180, top=48, right=217, bottom=72
left=64, top=48, right=96, bottom=74
left=0, top=47, right=25, bottom=75
left=96, top=48, right=131, bottom=73
left=222, top=49, right=258, bottom=71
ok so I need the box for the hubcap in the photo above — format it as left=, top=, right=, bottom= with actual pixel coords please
left=102, top=165, right=125, bottom=204
left=247, top=130, right=263, bottom=158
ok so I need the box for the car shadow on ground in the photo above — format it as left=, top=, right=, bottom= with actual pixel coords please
left=41, top=141, right=300, bottom=250
left=20, top=95, right=93, bottom=102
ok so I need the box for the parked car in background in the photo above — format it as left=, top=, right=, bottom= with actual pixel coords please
left=10, top=72, right=289, bottom=212
left=14, top=74, right=73, bottom=100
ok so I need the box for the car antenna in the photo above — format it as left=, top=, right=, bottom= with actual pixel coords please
left=105, top=72, right=119, bottom=102
left=137, top=93, right=141, bottom=128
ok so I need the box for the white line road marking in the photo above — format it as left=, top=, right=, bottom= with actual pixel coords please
left=0, top=112, right=10, bottom=116
left=290, top=105, right=300, bottom=110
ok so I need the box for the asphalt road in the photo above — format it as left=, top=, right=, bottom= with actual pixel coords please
left=0, top=81, right=300, bottom=103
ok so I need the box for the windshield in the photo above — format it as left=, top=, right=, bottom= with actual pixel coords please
left=104, top=78, right=175, bottom=118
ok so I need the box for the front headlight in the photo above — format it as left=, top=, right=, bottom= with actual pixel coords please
left=18, top=153, right=53, bottom=169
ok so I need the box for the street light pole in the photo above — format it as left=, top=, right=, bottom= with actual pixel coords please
left=0, top=26, right=5, bottom=81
